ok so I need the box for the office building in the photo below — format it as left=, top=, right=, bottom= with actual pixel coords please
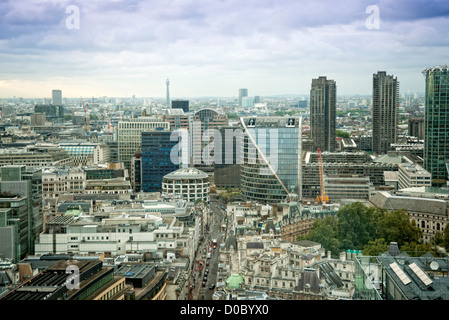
left=52, top=89, right=62, bottom=106
left=214, top=126, right=242, bottom=188
left=59, top=142, right=110, bottom=166
left=301, top=151, right=399, bottom=199
left=0, top=196, right=28, bottom=262
left=106, top=141, right=119, bottom=163
left=30, top=113, right=46, bottom=127
left=241, top=96, right=254, bottom=107
left=117, top=117, right=170, bottom=170
left=141, top=130, right=180, bottom=193
left=0, top=146, right=73, bottom=167
left=162, top=167, right=210, bottom=203
left=0, top=165, right=43, bottom=261
left=191, top=109, right=228, bottom=166
left=372, top=71, right=399, bottom=155
left=408, top=118, right=424, bottom=140
left=324, top=174, right=375, bottom=202
left=34, top=104, right=64, bottom=119
left=397, top=162, right=432, bottom=190
left=423, top=66, right=449, bottom=186
left=310, top=76, right=336, bottom=152
left=240, top=116, right=302, bottom=204
left=0, top=259, right=132, bottom=300
left=239, top=88, right=248, bottom=106
left=164, top=108, right=190, bottom=130
left=42, top=167, right=86, bottom=212
left=132, top=150, right=143, bottom=193
left=171, top=99, right=189, bottom=113
left=370, top=191, right=449, bottom=243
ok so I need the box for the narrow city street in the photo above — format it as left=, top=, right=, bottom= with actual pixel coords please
left=190, top=197, right=226, bottom=300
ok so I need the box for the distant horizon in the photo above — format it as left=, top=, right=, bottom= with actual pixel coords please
left=0, top=91, right=425, bottom=101
left=1, top=0, right=447, bottom=98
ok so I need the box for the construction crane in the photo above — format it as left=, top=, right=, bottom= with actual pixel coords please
left=317, top=148, right=329, bottom=205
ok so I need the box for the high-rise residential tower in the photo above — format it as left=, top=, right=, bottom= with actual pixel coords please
left=423, top=65, right=449, bottom=186
left=372, top=71, right=399, bottom=155
left=310, top=76, right=336, bottom=152
left=52, top=89, right=62, bottom=106
left=239, top=88, right=248, bottom=106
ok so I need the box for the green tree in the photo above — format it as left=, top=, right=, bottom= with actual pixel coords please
left=442, top=224, right=449, bottom=251
left=336, top=202, right=384, bottom=250
left=335, top=129, right=350, bottom=138
left=362, top=238, right=389, bottom=256
left=299, top=215, right=341, bottom=257
left=433, top=231, right=444, bottom=247
left=400, top=242, right=439, bottom=257
left=377, top=209, right=422, bottom=246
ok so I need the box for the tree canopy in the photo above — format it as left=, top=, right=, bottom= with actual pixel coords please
left=298, top=202, right=426, bottom=257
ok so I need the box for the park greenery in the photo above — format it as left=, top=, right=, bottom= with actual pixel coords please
left=298, top=202, right=448, bottom=258
left=335, top=129, right=350, bottom=138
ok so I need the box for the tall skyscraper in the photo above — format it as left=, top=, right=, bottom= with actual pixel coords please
left=141, top=130, right=180, bottom=192
left=52, top=89, right=62, bottom=106
left=240, top=116, right=302, bottom=204
left=372, top=71, right=399, bottom=155
left=166, top=78, right=170, bottom=108
left=310, top=76, right=336, bottom=152
left=423, top=65, right=449, bottom=186
left=239, top=88, right=248, bottom=106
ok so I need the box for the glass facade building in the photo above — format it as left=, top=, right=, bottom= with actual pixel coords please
left=240, top=117, right=302, bottom=204
left=141, top=131, right=180, bottom=193
left=423, top=66, right=449, bottom=186
left=214, top=127, right=242, bottom=188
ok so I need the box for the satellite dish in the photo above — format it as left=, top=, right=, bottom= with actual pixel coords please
left=430, top=261, right=439, bottom=271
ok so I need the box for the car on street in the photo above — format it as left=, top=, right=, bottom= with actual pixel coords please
left=209, top=284, right=215, bottom=290
left=202, top=281, right=206, bottom=287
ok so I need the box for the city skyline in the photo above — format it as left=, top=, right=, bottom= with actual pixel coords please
left=1, top=0, right=449, bottom=98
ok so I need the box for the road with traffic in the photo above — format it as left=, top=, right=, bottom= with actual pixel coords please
left=191, top=197, right=227, bottom=300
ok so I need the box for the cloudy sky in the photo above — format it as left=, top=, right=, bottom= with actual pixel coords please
left=1, top=0, right=449, bottom=99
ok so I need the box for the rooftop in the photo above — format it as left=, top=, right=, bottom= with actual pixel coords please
left=163, top=167, right=208, bottom=180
